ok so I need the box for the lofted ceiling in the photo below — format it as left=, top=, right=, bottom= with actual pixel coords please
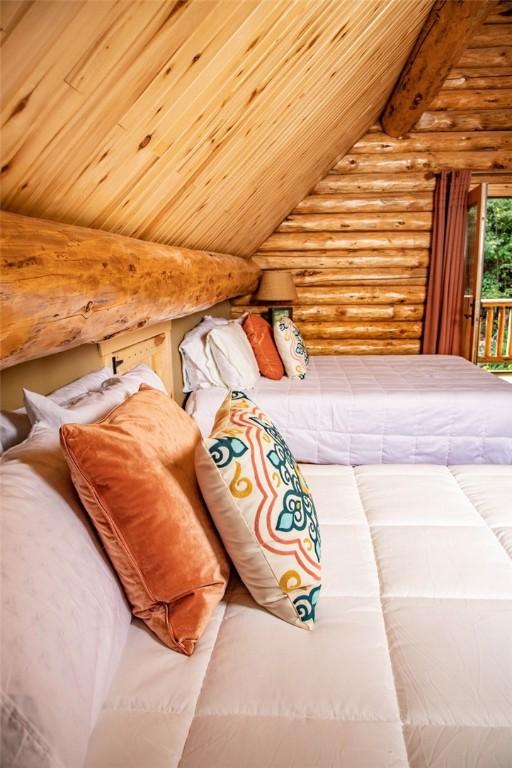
left=0, top=0, right=433, bottom=257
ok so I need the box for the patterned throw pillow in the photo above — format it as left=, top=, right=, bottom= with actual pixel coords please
left=195, top=390, right=321, bottom=629
left=273, top=316, right=309, bottom=379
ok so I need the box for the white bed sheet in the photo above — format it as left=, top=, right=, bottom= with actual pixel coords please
left=186, top=355, right=512, bottom=464
left=86, top=464, right=512, bottom=768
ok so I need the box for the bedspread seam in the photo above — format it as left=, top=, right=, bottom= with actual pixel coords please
left=353, top=469, right=410, bottom=765
left=449, top=468, right=512, bottom=561
left=176, top=592, right=230, bottom=768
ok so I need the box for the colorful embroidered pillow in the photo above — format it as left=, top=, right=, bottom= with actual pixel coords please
left=195, top=390, right=321, bottom=629
left=60, top=386, right=230, bottom=656
left=243, top=314, right=284, bottom=380
left=273, top=316, right=309, bottom=379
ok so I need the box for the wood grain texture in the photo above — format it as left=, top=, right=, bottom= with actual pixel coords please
left=231, top=304, right=425, bottom=321
left=334, top=150, right=512, bottom=173
left=443, top=68, right=512, bottom=89
left=415, top=108, right=512, bottom=131
left=352, top=131, right=512, bottom=153
left=278, top=212, right=432, bottom=232
left=235, top=6, right=512, bottom=356
left=294, top=192, right=434, bottom=213
left=260, top=232, right=432, bottom=250
left=0, top=211, right=260, bottom=368
left=306, top=339, right=421, bottom=354
left=0, top=0, right=432, bottom=257
left=488, top=182, right=512, bottom=195
left=381, top=0, right=489, bottom=137
left=254, top=250, right=430, bottom=269
left=298, top=321, right=423, bottom=339
left=313, top=173, right=436, bottom=193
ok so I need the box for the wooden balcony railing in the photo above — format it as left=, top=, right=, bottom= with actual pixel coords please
left=478, top=299, right=512, bottom=363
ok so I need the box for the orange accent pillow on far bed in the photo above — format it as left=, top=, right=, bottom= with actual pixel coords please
left=243, top=314, right=284, bottom=380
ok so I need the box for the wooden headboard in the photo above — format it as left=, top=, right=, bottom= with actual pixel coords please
left=97, top=322, right=173, bottom=397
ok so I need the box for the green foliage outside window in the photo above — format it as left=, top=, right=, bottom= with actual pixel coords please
left=482, top=198, right=512, bottom=299
left=481, top=198, right=512, bottom=373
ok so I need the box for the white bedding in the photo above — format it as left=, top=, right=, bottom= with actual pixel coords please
left=186, top=355, right=512, bottom=465
left=86, top=464, right=512, bottom=768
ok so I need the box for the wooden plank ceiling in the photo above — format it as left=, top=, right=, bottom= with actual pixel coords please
left=0, top=0, right=432, bottom=258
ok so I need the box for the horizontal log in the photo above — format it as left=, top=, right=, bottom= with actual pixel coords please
left=443, top=68, right=512, bottom=89
left=295, top=286, right=426, bottom=306
left=488, top=183, right=512, bottom=196
left=299, top=321, right=423, bottom=340
left=334, top=151, right=512, bottom=174
left=293, top=193, right=433, bottom=214
left=278, top=212, right=432, bottom=233
left=253, top=250, right=430, bottom=269
left=305, top=339, right=421, bottom=355
left=290, top=267, right=427, bottom=287
left=260, top=232, right=431, bottom=251
left=381, top=0, right=488, bottom=137
left=232, top=286, right=426, bottom=306
left=231, top=304, right=425, bottom=322
left=429, top=88, right=512, bottom=109
left=471, top=172, right=512, bottom=183
left=469, top=25, right=512, bottom=47
left=0, top=211, right=260, bottom=368
left=352, top=131, right=512, bottom=154
left=313, top=173, right=435, bottom=194
left=485, top=3, right=512, bottom=23
left=458, top=47, right=512, bottom=67
left=414, top=109, right=512, bottom=131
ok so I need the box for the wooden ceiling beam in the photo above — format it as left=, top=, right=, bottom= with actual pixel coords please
left=381, top=0, right=490, bottom=138
left=0, top=211, right=260, bottom=369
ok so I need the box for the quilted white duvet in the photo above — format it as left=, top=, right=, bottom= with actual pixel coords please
left=86, top=464, right=512, bottom=768
left=186, top=355, right=512, bottom=465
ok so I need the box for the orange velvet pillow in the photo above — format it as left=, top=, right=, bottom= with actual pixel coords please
left=60, top=386, right=229, bottom=656
left=243, top=314, right=284, bottom=380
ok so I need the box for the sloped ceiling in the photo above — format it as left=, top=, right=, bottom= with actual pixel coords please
left=0, top=0, right=433, bottom=257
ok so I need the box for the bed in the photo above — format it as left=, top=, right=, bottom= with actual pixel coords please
left=85, top=463, right=512, bottom=768
left=2, top=332, right=512, bottom=768
left=186, top=355, right=512, bottom=465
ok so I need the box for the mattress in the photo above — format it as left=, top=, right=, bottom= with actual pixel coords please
left=86, top=464, right=512, bottom=768
left=186, top=355, right=512, bottom=464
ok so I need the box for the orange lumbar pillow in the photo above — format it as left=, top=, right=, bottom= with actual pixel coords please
left=243, top=313, right=284, bottom=380
left=60, top=385, right=229, bottom=655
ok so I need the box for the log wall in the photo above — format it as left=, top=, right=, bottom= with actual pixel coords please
left=233, top=1, right=512, bottom=355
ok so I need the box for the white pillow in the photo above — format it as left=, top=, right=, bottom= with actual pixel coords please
left=207, top=322, right=260, bottom=389
left=179, top=316, right=228, bottom=391
left=0, top=426, right=131, bottom=768
left=0, top=367, right=114, bottom=454
left=23, top=364, right=167, bottom=430
left=47, top=367, right=114, bottom=405
left=179, top=316, right=246, bottom=391
left=0, top=410, right=31, bottom=454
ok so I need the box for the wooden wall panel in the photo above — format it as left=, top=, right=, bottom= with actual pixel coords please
left=0, top=0, right=432, bottom=257
left=233, top=0, right=512, bottom=355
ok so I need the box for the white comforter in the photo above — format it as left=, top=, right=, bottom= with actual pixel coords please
left=86, top=464, right=512, bottom=768
left=186, top=355, right=512, bottom=464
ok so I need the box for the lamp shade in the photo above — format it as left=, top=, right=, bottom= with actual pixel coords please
left=256, top=270, right=297, bottom=302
